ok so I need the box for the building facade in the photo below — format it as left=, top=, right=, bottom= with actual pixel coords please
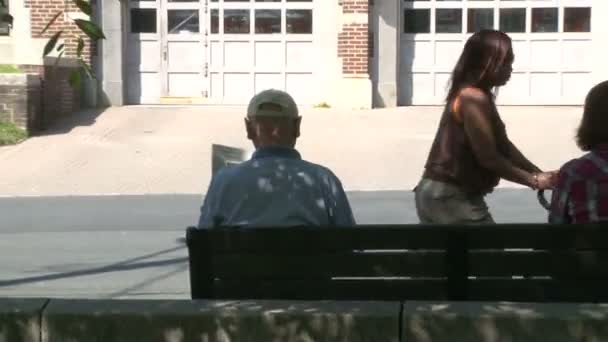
left=373, top=0, right=608, bottom=107
left=0, top=0, right=95, bottom=120
left=97, top=0, right=372, bottom=108
left=1, top=0, right=607, bottom=109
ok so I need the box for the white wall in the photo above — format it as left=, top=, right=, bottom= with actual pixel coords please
left=591, top=1, right=608, bottom=86
left=0, top=0, right=48, bottom=65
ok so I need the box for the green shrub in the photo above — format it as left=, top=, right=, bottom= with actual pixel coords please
left=0, top=121, right=28, bottom=145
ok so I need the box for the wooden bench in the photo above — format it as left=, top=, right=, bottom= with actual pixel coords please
left=186, top=224, right=608, bottom=302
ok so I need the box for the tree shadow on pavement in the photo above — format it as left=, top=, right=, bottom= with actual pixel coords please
left=34, top=107, right=108, bottom=137
left=0, top=245, right=187, bottom=288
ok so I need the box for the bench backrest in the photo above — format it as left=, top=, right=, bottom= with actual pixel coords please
left=186, top=224, right=608, bottom=302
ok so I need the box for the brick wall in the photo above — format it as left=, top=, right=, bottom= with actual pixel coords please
left=338, top=0, right=371, bottom=75
left=0, top=74, right=42, bottom=133
left=18, top=64, right=82, bottom=129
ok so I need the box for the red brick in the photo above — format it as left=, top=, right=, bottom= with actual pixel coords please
left=28, top=0, right=93, bottom=64
left=337, top=6, right=372, bottom=74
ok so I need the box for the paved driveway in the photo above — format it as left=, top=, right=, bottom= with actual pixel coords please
left=0, top=105, right=583, bottom=196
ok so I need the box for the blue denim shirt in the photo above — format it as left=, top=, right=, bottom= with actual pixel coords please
left=198, top=146, right=355, bottom=227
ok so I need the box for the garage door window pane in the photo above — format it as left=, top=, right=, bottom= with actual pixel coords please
left=532, top=8, right=557, bottom=33
left=168, top=10, right=199, bottom=34
left=436, top=9, right=462, bottom=33
left=256, top=10, right=281, bottom=33
left=225, top=9, right=250, bottom=34
left=211, top=9, right=219, bottom=34
left=404, top=9, right=430, bottom=34
left=500, top=8, right=525, bottom=33
left=287, top=10, right=312, bottom=34
left=468, top=8, right=494, bottom=33
left=131, top=9, right=157, bottom=33
left=564, top=7, right=590, bottom=32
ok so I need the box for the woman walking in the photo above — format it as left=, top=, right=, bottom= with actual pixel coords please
left=415, top=30, right=556, bottom=224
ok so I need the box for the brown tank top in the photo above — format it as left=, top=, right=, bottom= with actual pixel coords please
left=423, top=93, right=511, bottom=195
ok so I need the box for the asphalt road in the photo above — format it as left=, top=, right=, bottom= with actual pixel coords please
left=0, top=189, right=549, bottom=299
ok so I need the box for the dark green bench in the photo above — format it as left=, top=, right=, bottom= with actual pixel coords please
left=186, top=224, right=608, bottom=302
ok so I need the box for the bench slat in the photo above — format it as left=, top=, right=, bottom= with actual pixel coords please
left=467, top=225, right=608, bottom=249
left=469, top=279, right=608, bottom=302
left=201, top=278, right=608, bottom=302
left=188, top=224, right=608, bottom=252
left=470, top=251, right=608, bottom=278
left=192, top=226, right=450, bottom=251
left=211, top=279, right=449, bottom=301
left=212, top=252, right=446, bottom=278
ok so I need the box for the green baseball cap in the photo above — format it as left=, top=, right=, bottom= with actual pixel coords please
left=247, top=89, right=299, bottom=118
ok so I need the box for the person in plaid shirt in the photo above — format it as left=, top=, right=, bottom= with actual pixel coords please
left=550, top=81, right=608, bottom=223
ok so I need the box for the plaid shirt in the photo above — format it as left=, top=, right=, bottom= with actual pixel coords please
left=549, top=145, right=608, bottom=223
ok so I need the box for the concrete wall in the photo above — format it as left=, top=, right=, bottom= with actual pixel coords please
left=1, top=298, right=400, bottom=342
left=4, top=298, right=608, bottom=342
left=591, top=1, right=608, bottom=86
left=371, top=0, right=399, bottom=108
left=96, top=0, right=124, bottom=106
left=403, top=301, right=608, bottom=342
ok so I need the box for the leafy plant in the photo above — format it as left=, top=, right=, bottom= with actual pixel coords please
left=1, top=0, right=105, bottom=87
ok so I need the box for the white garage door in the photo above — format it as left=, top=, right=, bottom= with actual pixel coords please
left=208, top=0, right=316, bottom=105
left=126, top=0, right=316, bottom=105
left=399, top=0, right=593, bottom=106
left=126, top=0, right=207, bottom=104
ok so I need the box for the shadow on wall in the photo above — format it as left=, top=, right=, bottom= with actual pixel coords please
left=44, top=300, right=399, bottom=342
left=17, top=55, right=110, bottom=136
left=398, top=39, right=415, bottom=106
left=404, top=302, right=608, bottom=342
left=123, top=35, right=143, bottom=106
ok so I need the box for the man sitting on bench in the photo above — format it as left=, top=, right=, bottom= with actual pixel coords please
left=197, top=89, right=355, bottom=228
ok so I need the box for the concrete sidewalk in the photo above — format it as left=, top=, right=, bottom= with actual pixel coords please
left=0, top=105, right=583, bottom=196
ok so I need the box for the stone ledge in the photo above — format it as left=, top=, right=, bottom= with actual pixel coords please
left=403, top=301, right=608, bottom=342
left=43, top=299, right=399, bottom=342
left=7, top=298, right=608, bottom=342
left=0, top=74, right=41, bottom=87
left=0, top=298, right=48, bottom=342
